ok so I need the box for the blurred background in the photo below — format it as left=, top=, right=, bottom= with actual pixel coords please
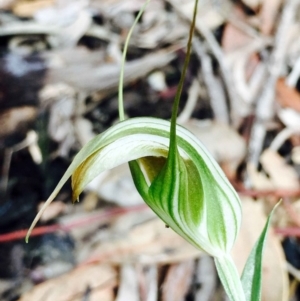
left=0, top=0, right=300, bottom=300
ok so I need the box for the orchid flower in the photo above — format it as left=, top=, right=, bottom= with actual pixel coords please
left=26, top=1, right=279, bottom=300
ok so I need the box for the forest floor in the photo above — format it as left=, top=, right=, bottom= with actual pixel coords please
left=0, top=0, right=300, bottom=300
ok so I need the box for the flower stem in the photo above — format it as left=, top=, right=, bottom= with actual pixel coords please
left=215, top=254, right=246, bottom=301
left=169, top=0, right=199, bottom=149
left=118, top=0, right=150, bottom=121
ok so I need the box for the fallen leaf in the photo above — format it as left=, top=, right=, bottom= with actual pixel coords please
left=19, top=264, right=117, bottom=301
left=260, top=149, right=300, bottom=190
left=141, top=265, right=158, bottom=301
left=47, top=49, right=176, bottom=93
left=277, top=107, right=300, bottom=130
left=0, top=106, right=37, bottom=139
left=12, top=0, right=54, bottom=17
left=86, top=216, right=201, bottom=265
left=259, top=0, right=283, bottom=35
left=38, top=201, right=67, bottom=222
left=183, top=119, right=246, bottom=178
left=86, top=164, right=144, bottom=207
left=115, top=264, right=139, bottom=301
left=247, top=163, right=274, bottom=191
left=222, top=22, right=254, bottom=54
left=167, top=0, right=231, bottom=29
left=276, top=78, right=300, bottom=113
left=241, top=0, right=262, bottom=10
left=194, top=256, right=216, bottom=301
left=162, top=260, right=194, bottom=301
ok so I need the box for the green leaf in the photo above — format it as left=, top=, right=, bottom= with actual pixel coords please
left=240, top=201, right=282, bottom=301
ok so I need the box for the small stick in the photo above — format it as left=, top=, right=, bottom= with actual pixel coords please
left=177, top=77, right=200, bottom=124
left=286, top=261, right=300, bottom=282
left=286, top=56, right=300, bottom=87
left=247, top=0, right=299, bottom=170
left=193, top=38, right=229, bottom=124
left=168, top=0, right=241, bottom=124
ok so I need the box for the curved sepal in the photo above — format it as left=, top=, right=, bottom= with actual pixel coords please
left=27, top=117, right=242, bottom=260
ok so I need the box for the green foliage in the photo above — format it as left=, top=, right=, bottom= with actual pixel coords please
left=241, top=201, right=281, bottom=301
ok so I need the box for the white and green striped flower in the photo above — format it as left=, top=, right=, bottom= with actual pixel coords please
left=26, top=0, right=279, bottom=299
left=28, top=117, right=242, bottom=259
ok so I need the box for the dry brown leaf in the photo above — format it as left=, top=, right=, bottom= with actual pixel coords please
left=141, top=265, right=158, bottom=301
left=86, top=164, right=144, bottom=207
left=248, top=148, right=300, bottom=191
left=247, top=163, right=274, bottom=190
left=30, top=261, right=74, bottom=282
left=276, top=78, right=300, bottom=113
left=38, top=201, right=67, bottom=222
left=231, top=197, right=289, bottom=301
left=47, top=49, right=175, bottom=93
left=183, top=119, right=246, bottom=178
left=222, top=22, right=254, bottom=53
left=0, top=0, right=17, bottom=9
left=74, top=117, right=95, bottom=147
left=162, top=260, right=194, bottom=301
left=167, top=0, right=230, bottom=30
left=40, top=83, right=78, bottom=157
left=12, top=0, right=54, bottom=17
left=260, top=149, right=300, bottom=190
left=87, top=217, right=201, bottom=265
left=277, top=107, right=300, bottom=130
left=19, top=264, right=117, bottom=301
left=194, top=256, right=216, bottom=301
left=273, top=199, right=300, bottom=229
left=82, top=191, right=99, bottom=212
left=259, top=0, right=283, bottom=35
left=115, top=264, right=139, bottom=301
left=0, top=106, right=37, bottom=138
left=241, top=0, right=262, bottom=9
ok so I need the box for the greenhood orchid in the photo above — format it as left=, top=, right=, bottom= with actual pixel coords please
left=28, top=117, right=242, bottom=259
left=26, top=1, right=279, bottom=300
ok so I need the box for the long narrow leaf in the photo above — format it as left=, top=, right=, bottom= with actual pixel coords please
left=241, top=201, right=281, bottom=301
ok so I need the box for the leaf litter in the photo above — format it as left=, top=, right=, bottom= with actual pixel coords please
left=1, top=0, right=300, bottom=300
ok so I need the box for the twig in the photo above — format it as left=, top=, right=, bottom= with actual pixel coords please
left=116, top=264, right=139, bottom=301
left=276, top=227, right=300, bottom=237
left=0, top=131, right=40, bottom=195
left=286, top=262, right=300, bottom=282
left=286, top=56, right=300, bottom=87
left=0, top=148, right=13, bottom=195
left=177, top=77, right=199, bottom=124
left=226, top=14, right=260, bottom=40
left=282, top=197, right=300, bottom=228
left=236, top=187, right=300, bottom=198
left=197, top=24, right=243, bottom=125
left=231, top=38, right=271, bottom=105
left=145, top=265, right=158, bottom=301
left=194, top=255, right=216, bottom=301
left=193, top=38, right=229, bottom=124
left=167, top=0, right=241, bottom=125
left=247, top=0, right=299, bottom=170
left=269, top=127, right=300, bottom=151
left=0, top=204, right=148, bottom=243
left=0, top=22, right=58, bottom=36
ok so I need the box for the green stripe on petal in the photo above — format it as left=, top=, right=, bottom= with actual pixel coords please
left=27, top=117, right=242, bottom=260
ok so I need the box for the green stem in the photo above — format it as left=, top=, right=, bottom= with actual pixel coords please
left=169, top=0, right=199, bottom=147
left=118, top=0, right=150, bottom=121
left=215, top=255, right=246, bottom=301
